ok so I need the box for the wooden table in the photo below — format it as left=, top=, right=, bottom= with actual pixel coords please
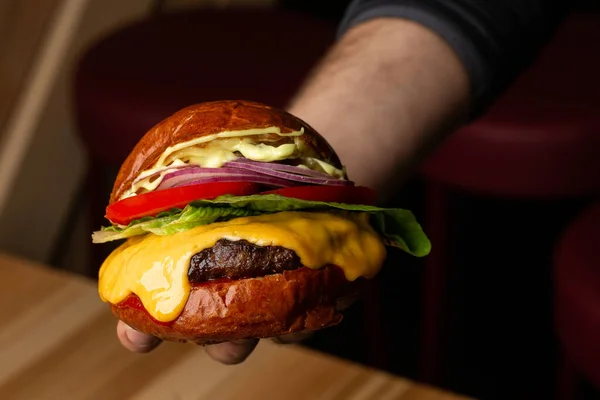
left=0, top=253, right=472, bottom=400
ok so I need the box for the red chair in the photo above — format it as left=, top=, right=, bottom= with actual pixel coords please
left=554, top=202, right=600, bottom=399
left=418, top=12, right=600, bottom=384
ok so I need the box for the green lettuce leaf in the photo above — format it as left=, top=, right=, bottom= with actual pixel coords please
left=92, top=206, right=260, bottom=243
left=92, top=194, right=431, bottom=257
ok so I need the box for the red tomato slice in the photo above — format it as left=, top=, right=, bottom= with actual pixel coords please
left=106, top=182, right=261, bottom=225
left=262, top=186, right=377, bottom=205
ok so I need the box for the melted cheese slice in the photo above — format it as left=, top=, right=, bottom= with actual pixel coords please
left=98, top=211, right=386, bottom=322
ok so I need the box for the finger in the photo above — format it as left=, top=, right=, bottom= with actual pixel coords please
left=117, top=320, right=162, bottom=353
left=271, top=331, right=314, bottom=344
left=204, top=339, right=259, bottom=365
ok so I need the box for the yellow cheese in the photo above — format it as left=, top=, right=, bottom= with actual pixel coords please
left=98, top=211, right=386, bottom=322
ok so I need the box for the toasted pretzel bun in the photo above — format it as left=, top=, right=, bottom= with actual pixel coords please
left=111, top=266, right=360, bottom=345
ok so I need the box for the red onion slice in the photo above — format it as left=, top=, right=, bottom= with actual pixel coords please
left=156, top=167, right=295, bottom=190
left=226, top=158, right=335, bottom=178
left=149, top=158, right=353, bottom=193
left=169, top=176, right=294, bottom=189
left=131, top=164, right=188, bottom=186
left=224, top=160, right=353, bottom=186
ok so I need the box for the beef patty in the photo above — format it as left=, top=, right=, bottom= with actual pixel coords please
left=188, top=239, right=303, bottom=282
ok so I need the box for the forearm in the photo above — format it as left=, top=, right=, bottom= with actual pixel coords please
left=288, top=18, right=470, bottom=198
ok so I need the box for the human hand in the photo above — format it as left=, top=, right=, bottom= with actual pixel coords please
left=116, top=320, right=312, bottom=364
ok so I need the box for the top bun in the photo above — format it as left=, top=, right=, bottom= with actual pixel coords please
left=110, top=100, right=342, bottom=204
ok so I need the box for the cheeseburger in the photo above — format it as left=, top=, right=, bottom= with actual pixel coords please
left=93, top=100, right=430, bottom=345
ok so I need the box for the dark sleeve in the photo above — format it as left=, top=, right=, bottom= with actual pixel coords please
left=337, top=0, right=570, bottom=118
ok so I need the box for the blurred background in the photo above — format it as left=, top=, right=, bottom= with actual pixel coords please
left=1, top=1, right=599, bottom=399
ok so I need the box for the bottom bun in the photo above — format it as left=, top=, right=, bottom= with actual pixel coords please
left=111, top=266, right=361, bottom=345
